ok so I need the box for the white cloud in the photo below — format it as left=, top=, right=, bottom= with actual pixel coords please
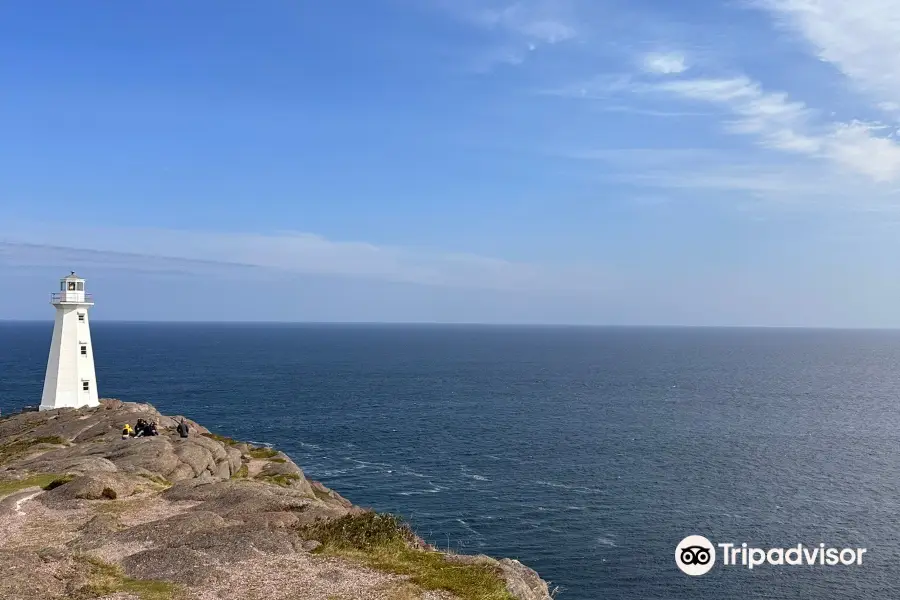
left=642, top=52, right=688, bottom=75
left=432, top=0, right=578, bottom=70
left=555, top=144, right=900, bottom=213
left=755, top=0, right=900, bottom=104
left=0, top=222, right=614, bottom=294
left=476, top=6, right=576, bottom=44
left=653, top=76, right=900, bottom=182
left=552, top=71, right=900, bottom=184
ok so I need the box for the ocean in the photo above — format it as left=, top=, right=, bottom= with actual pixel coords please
left=2, top=322, right=899, bottom=598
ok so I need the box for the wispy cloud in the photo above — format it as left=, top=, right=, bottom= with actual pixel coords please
left=753, top=0, right=900, bottom=107
left=439, top=0, right=900, bottom=205
left=552, top=69, right=900, bottom=184
left=652, top=75, right=900, bottom=182
left=474, top=3, right=577, bottom=43
left=642, top=52, right=688, bottom=75
left=0, top=223, right=614, bottom=294
left=432, top=0, right=579, bottom=70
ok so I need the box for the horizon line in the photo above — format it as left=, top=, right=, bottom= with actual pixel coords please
left=2, top=319, right=900, bottom=331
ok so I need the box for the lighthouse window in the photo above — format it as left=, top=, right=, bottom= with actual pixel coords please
left=60, top=282, right=65, bottom=291
left=82, top=381, right=90, bottom=391
left=81, top=345, right=87, bottom=355
left=68, top=281, right=76, bottom=291
left=78, top=313, right=85, bottom=322
left=76, top=281, right=84, bottom=291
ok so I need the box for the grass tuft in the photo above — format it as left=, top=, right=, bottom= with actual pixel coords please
left=201, top=432, right=241, bottom=447
left=312, top=487, right=333, bottom=502
left=231, top=463, right=249, bottom=479
left=248, top=446, right=279, bottom=459
left=300, top=512, right=515, bottom=600
left=255, top=472, right=300, bottom=487
left=0, top=473, right=65, bottom=496
left=43, top=474, right=76, bottom=490
left=137, top=473, right=171, bottom=488
left=0, top=436, right=67, bottom=465
left=72, top=555, right=185, bottom=600
left=268, top=457, right=287, bottom=464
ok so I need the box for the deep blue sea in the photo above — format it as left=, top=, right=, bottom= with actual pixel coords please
left=3, top=322, right=900, bottom=599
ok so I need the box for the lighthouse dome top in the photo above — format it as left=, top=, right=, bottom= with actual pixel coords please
left=52, top=272, right=93, bottom=305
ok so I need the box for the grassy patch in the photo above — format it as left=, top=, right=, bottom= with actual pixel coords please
left=34, top=435, right=67, bottom=445
left=300, top=512, right=515, bottom=600
left=378, top=582, right=426, bottom=600
left=71, top=555, right=185, bottom=600
left=137, top=473, right=171, bottom=488
left=312, top=486, right=333, bottom=502
left=231, top=463, right=249, bottom=479
left=268, top=457, right=287, bottom=464
left=0, top=436, right=67, bottom=465
left=255, top=472, right=300, bottom=487
left=248, top=446, right=279, bottom=459
left=0, top=473, right=65, bottom=496
left=201, top=432, right=241, bottom=447
left=43, top=474, right=76, bottom=490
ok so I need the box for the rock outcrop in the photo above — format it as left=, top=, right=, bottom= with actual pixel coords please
left=0, top=399, right=554, bottom=600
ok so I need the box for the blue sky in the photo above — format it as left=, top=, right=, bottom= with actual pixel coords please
left=3, top=0, right=900, bottom=325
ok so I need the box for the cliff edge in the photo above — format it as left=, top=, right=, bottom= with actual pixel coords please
left=0, top=399, right=554, bottom=600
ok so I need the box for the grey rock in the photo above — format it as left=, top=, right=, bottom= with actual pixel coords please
left=113, top=511, right=227, bottom=547
left=181, top=525, right=300, bottom=563
left=499, top=558, right=554, bottom=600
left=81, top=513, right=122, bottom=536
left=239, top=511, right=302, bottom=530
left=42, top=473, right=137, bottom=504
left=120, top=547, right=226, bottom=586
left=309, top=480, right=353, bottom=508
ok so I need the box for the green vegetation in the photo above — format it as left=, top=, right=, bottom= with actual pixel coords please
left=231, top=463, right=249, bottom=479
left=301, top=513, right=515, bottom=600
left=43, top=474, right=76, bottom=490
left=0, top=436, right=67, bottom=465
left=312, top=486, right=333, bottom=502
left=248, top=446, right=279, bottom=459
left=137, top=473, right=171, bottom=488
left=268, top=457, right=287, bottom=464
left=255, top=472, right=300, bottom=487
left=0, top=473, right=66, bottom=496
left=71, top=555, right=185, bottom=600
left=201, top=432, right=240, bottom=447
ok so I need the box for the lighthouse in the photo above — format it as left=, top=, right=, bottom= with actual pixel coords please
left=40, top=272, right=100, bottom=411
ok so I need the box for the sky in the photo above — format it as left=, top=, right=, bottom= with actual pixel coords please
left=3, top=0, right=900, bottom=325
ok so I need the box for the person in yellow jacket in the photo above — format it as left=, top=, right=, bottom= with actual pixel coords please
left=122, top=423, right=134, bottom=439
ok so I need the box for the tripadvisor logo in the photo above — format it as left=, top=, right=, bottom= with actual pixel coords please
left=676, top=535, right=716, bottom=576
left=675, top=536, right=867, bottom=576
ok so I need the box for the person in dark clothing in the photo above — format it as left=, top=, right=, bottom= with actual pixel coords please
left=147, top=421, right=159, bottom=436
left=134, top=418, right=148, bottom=437
left=176, top=418, right=189, bottom=438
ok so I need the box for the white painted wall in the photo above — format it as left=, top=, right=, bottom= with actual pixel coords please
left=40, top=288, right=99, bottom=410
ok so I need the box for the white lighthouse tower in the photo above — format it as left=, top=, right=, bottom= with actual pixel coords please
left=40, top=272, right=100, bottom=411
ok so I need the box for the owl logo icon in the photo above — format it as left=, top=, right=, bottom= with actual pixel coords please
left=676, top=535, right=716, bottom=576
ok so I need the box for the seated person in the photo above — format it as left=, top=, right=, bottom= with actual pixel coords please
left=121, top=423, right=134, bottom=439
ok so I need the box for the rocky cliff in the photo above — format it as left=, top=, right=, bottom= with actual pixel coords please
left=0, top=399, right=554, bottom=600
